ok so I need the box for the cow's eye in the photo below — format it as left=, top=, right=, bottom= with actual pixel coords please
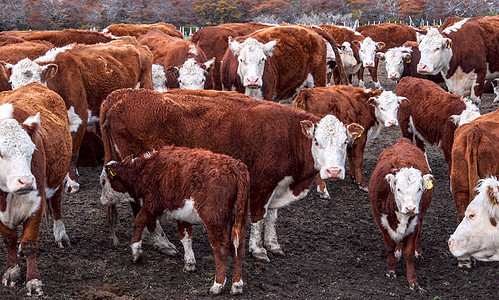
left=397, top=188, right=401, bottom=193
left=468, top=213, right=476, bottom=220
left=435, top=47, right=440, bottom=51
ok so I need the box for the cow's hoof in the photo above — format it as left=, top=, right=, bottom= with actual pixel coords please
left=318, top=192, right=331, bottom=200
left=183, top=263, right=196, bottom=272
left=209, top=282, right=224, bottom=295
left=2, top=265, right=20, bottom=287
left=268, top=248, right=285, bottom=256
left=409, top=282, right=419, bottom=291
left=458, top=258, right=472, bottom=268
left=231, top=280, right=244, bottom=295
left=415, top=250, right=423, bottom=259
left=158, top=246, right=179, bottom=256
left=386, top=270, right=396, bottom=279
left=26, top=279, right=43, bottom=296
left=64, top=182, right=80, bottom=194
left=358, top=185, right=369, bottom=192
left=252, top=250, right=270, bottom=262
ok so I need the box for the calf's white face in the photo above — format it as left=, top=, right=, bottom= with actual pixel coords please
left=449, top=100, right=480, bottom=127
left=448, top=177, right=499, bottom=261
left=228, top=37, right=276, bottom=91
left=384, top=46, right=412, bottom=80
left=7, top=58, right=45, bottom=89
left=370, top=91, right=405, bottom=127
left=99, top=162, right=134, bottom=205
left=0, top=104, right=38, bottom=194
left=357, top=37, right=383, bottom=68
left=417, top=28, right=453, bottom=75
left=340, top=42, right=358, bottom=70
left=385, top=167, right=433, bottom=216
left=301, top=115, right=364, bottom=180
left=177, top=58, right=215, bottom=90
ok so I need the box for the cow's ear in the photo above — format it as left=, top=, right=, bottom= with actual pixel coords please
left=449, top=114, right=461, bottom=126
left=403, top=53, right=412, bottom=63
left=204, top=57, right=215, bottom=72
left=487, top=185, right=499, bottom=222
left=376, top=42, right=385, bottom=51
left=0, top=61, right=13, bottom=70
left=385, top=173, right=396, bottom=190
left=263, top=40, right=277, bottom=57
left=346, top=123, right=364, bottom=141
left=367, top=96, right=378, bottom=106
left=167, top=66, right=179, bottom=78
left=351, top=40, right=360, bottom=47
left=422, top=174, right=434, bottom=190
left=228, top=36, right=241, bottom=56
left=444, top=38, right=452, bottom=49
left=105, top=165, right=117, bottom=180
left=42, top=64, right=58, bottom=81
left=397, top=96, right=409, bottom=104
left=300, top=120, right=315, bottom=139
left=416, top=32, right=424, bottom=44
left=22, top=113, right=41, bottom=139
left=376, top=52, right=385, bottom=60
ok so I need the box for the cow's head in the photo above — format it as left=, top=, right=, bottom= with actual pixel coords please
left=448, top=177, right=499, bottom=261
left=7, top=58, right=58, bottom=90
left=99, top=159, right=135, bottom=206
left=383, top=46, right=413, bottom=80
left=339, top=42, right=358, bottom=71
left=368, top=90, right=406, bottom=127
left=417, top=28, right=452, bottom=75
left=228, top=37, right=276, bottom=91
left=168, top=57, right=215, bottom=90
left=385, top=167, right=434, bottom=216
left=450, top=99, right=480, bottom=127
left=352, top=37, right=384, bottom=68
left=301, top=115, right=364, bottom=180
left=0, top=103, right=40, bottom=194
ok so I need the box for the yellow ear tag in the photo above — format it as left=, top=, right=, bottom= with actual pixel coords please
left=406, top=59, right=411, bottom=64
left=355, top=133, right=362, bottom=140
left=427, top=180, right=433, bottom=190
left=494, top=197, right=498, bottom=204
left=109, top=169, right=116, bottom=177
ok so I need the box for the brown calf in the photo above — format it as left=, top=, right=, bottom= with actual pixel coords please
left=103, top=22, right=183, bottom=39
left=0, top=29, right=112, bottom=47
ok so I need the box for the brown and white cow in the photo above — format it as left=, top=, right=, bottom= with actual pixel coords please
left=396, top=77, right=480, bottom=172
left=319, top=24, right=384, bottom=88
left=221, top=25, right=345, bottom=102
left=369, top=137, right=434, bottom=290
left=102, top=22, right=184, bottom=39
left=417, top=16, right=499, bottom=104
left=356, top=23, right=422, bottom=90
left=0, top=29, right=113, bottom=47
left=0, top=82, right=72, bottom=296
left=100, top=88, right=363, bottom=262
left=293, top=86, right=404, bottom=194
left=100, top=146, right=250, bottom=295
left=3, top=37, right=153, bottom=194
left=448, top=176, right=499, bottom=263
left=190, top=22, right=272, bottom=90
left=137, top=29, right=215, bottom=90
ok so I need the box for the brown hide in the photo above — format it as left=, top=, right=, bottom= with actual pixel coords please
left=396, top=77, right=467, bottom=171
left=190, top=23, right=272, bottom=90
left=451, top=110, right=499, bottom=221
left=438, top=17, right=465, bottom=32
left=100, top=88, right=320, bottom=223
left=221, top=25, right=328, bottom=101
left=1, top=29, right=112, bottom=47
left=137, top=29, right=213, bottom=89
left=293, top=85, right=381, bottom=188
left=369, top=137, right=433, bottom=288
left=104, top=22, right=183, bottom=39
left=356, top=23, right=418, bottom=51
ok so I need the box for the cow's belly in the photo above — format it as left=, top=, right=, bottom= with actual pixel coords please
left=267, top=176, right=310, bottom=209
left=445, top=66, right=478, bottom=98
left=0, top=191, right=42, bottom=229
left=165, top=198, right=203, bottom=224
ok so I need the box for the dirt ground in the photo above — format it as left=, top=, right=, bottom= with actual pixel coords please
left=1, top=61, right=498, bottom=300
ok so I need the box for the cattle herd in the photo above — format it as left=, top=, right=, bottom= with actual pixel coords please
left=0, top=16, right=498, bottom=298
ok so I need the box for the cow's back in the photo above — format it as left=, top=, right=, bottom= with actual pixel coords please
left=357, top=23, right=417, bottom=51
left=3, top=29, right=112, bottom=47
left=319, top=25, right=364, bottom=43
left=104, top=23, right=183, bottom=39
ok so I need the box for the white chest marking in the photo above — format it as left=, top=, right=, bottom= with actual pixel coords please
left=0, top=191, right=42, bottom=229
left=380, top=212, right=418, bottom=243
left=166, top=198, right=202, bottom=224
left=268, top=176, right=310, bottom=209
left=445, top=67, right=477, bottom=98
left=409, top=116, right=433, bottom=145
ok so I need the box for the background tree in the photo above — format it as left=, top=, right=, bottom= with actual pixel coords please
left=0, top=0, right=27, bottom=30
left=193, top=0, right=242, bottom=25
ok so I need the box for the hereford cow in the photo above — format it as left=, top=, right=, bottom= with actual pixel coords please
left=137, top=29, right=215, bottom=90
left=100, top=146, right=250, bottom=295
left=369, top=137, right=434, bottom=290
left=417, top=16, right=499, bottom=104
left=396, top=77, right=480, bottom=172
left=100, top=88, right=364, bottom=262
left=0, top=29, right=112, bottom=47
left=293, top=86, right=405, bottom=194
left=102, top=22, right=183, bottom=39
left=355, top=23, right=422, bottom=90
left=319, top=24, right=384, bottom=88
left=190, top=22, right=272, bottom=90
left=221, top=25, right=346, bottom=102
left=448, top=177, right=499, bottom=264
left=0, top=82, right=72, bottom=296
left=3, top=37, right=153, bottom=194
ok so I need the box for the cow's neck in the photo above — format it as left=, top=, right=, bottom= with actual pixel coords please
left=0, top=190, right=6, bottom=212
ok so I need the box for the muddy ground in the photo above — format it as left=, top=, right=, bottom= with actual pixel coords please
left=2, top=62, right=498, bottom=300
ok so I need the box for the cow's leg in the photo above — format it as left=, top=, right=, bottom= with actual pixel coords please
left=21, top=210, right=44, bottom=296
left=402, top=232, right=418, bottom=290
left=1, top=227, right=20, bottom=288
left=415, top=217, right=423, bottom=258
left=382, top=231, right=397, bottom=279
left=357, top=66, right=365, bottom=88
left=106, top=203, right=119, bottom=246
left=370, top=58, right=382, bottom=90
left=264, top=208, right=284, bottom=255
left=131, top=209, right=155, bottom=263
left=249, top=219, right=269, bottom=261
left=143, top=220, right=178, bottom=256
left=230, top=224, right=245, bottom=295
left=347, top=147, right=355, bottom=181
left=351, top=141, right=368, bottom=191
left=178, top=221, right=196, bottom=272
left=493, top=79, right=499, bottom=103
left=48, top=188, right=70, bottom=248
left=205, top=224, right=230, bottom=295
left=315, top=175, right=330, bottom=199
left=65, top=109, right=87, bottom=194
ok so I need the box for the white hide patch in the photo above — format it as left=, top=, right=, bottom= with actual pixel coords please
left=87, top=109, right=99, bottom=124
left=450, top=99, right=480, bottom=127
left=180, top=230, right=196, bottom=267
left=45, top=186, right=60, bottom=199
left=178, top=58, right=206, bottom=90
left=188, top=44, right=198, bottom=56
left=442, top=18, right=469, bottom=34
left=166, top=198, right=203, bottom=224
left=8, top=58, right=45, bottom=89
left=381, top=213, right=418, bottom=243
left=445, top=66, right=479, bottom=103
left=386, top=167, right=431, bottom=215
left=267, top=176, right=310, bottom=209
left=408, top=116, right=431, bottom=145
left=67, top=107, right=82, bottom=132
left=0, top=191, right=42, bottom=229
left=152, top=64, right=167, bottom=92
left=34, top=45, right=73, bottom=63
left=340, top=42, right=358, bottom=73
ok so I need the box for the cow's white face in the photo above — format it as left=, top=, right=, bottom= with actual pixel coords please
left=370, top=91, right=405, bottom=127
left=386, top=168, right=433, bottom=215
left=99, top=162, right=134, bottom=205
left=301, top=115, right=364, bottom=180
left=0, top=104, right=38, bottom=194
left=449, top=100, right=480, bottom=126
left=384, top=46, right=412, bottom=80
left=229, top=37, right=276, bottom=90
left=8, top=58, right=45, bottom=89
left=177, top=58, right=215, bottom=90
left=417, top=28, right=453, bottom=75
left=357, top=37, right=383, bottom=68
left=448, top=177, right=499, bottom=261
left=340, top=42, right=358, bottom=70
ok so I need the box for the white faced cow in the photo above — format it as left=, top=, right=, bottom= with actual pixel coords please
left=383, top=46, right=413, bottom=81
left=169, top=57, right=215, bottom=90
left=353, top=36, right=385, bottom=89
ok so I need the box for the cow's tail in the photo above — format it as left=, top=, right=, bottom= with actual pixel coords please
left=310, top=27, right=349, bottom=85
left=231, top=162, right=250, bottom=258
left=465, top=125, right=482, bottom=201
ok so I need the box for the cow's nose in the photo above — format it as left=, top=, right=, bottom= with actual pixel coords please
left=417, top=63, right=427, bottom=72
left=385, top=120, right=398, bottom=127
left=364, top=62, right=374, bottom=67
left=245, top=76, right=260, bottom=87
left=389, top=72, right=399, bottom=79
left=16, top=175, right=36, bottom=193
left=405, top=206, right=416, bottom=214
left=326, top=168, right=342, bottom=179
